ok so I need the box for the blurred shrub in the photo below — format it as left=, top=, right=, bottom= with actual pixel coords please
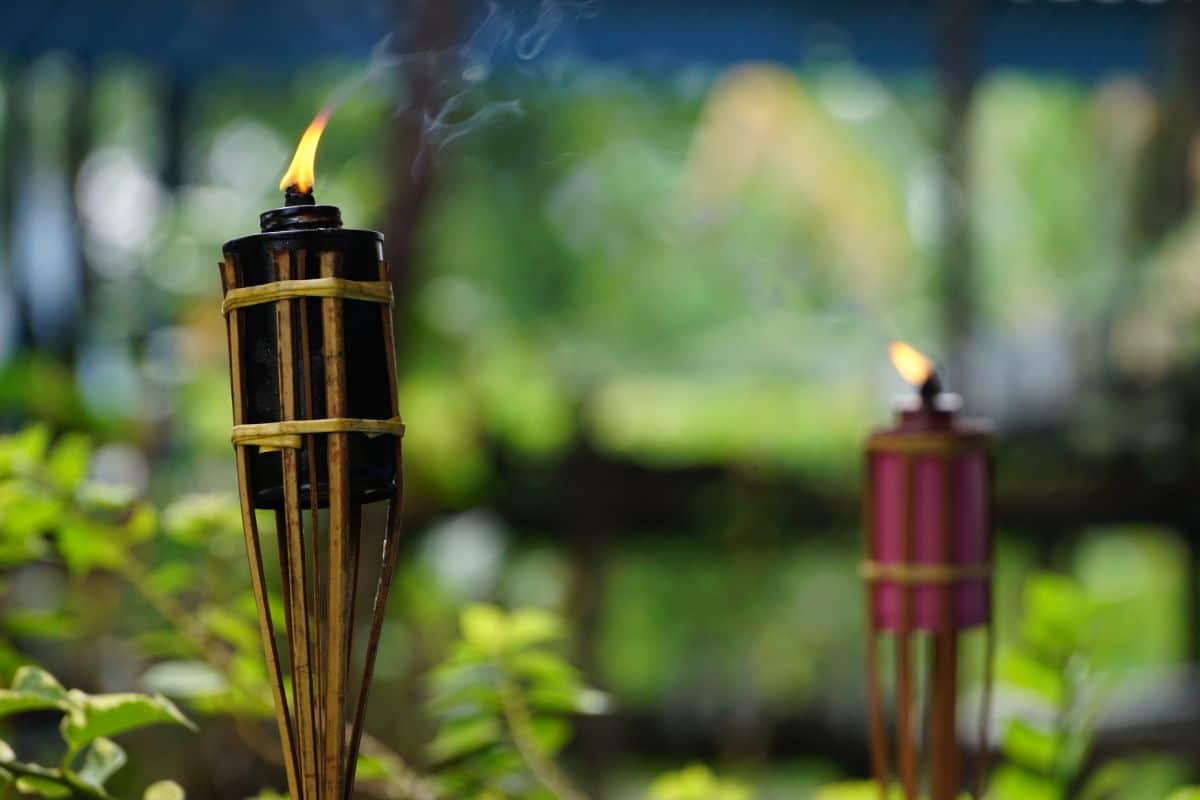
left=647, top=764, right=752, bottom=800
left=0, top=665, right=190, bottom=799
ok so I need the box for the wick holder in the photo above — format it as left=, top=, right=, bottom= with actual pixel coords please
left=220, top=209, right=405, bottom=800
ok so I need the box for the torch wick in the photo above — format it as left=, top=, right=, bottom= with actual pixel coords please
left=284, top=184, right=316, bottom=207
left=919, top=371, right=942, bottom=405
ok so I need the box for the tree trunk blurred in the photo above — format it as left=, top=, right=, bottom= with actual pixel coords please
left=935, top=0, right=978, bottom=396
left=384, top=0, right=459, bottom=361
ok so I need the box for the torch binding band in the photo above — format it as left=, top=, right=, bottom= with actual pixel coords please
left=221, top=277, right=393, bottom=315
left=858, top=560, right=992, bottom=583
left=232, top=416, right=406, bottom=451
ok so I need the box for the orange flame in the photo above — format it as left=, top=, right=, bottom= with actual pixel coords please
left=889, top=340, right=933, bottom=386
left=278, top=109, right=331, bottom=194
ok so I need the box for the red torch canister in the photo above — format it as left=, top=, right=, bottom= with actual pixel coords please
left=862, top=342, right=994, bottom=800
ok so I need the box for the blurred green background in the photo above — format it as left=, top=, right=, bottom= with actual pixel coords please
left=0, top=0, right=1198, bottom=797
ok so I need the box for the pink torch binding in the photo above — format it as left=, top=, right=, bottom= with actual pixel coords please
left=862, top=342, right=994, bottom=800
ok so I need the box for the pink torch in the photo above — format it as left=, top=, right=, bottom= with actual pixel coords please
left=862, top=342, right=994, bottom=800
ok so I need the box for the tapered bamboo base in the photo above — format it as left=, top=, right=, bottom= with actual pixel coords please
left=221, top=247, right=405, bottom=800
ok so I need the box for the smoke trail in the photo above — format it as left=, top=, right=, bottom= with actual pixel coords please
left=409, top=0, right=600, bottom=173
left=293, top=1, right=599, bottom=183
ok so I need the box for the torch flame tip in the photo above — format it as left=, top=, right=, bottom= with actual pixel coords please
left=278, top=110, right=331, bottom=196
left=888, top=340, right=935, bottom=387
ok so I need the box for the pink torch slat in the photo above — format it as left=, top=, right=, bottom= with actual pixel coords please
left=867, top=406, right=992, bottom=632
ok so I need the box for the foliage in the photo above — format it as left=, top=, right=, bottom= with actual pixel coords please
left=427, top=604, right=603, bottom=799
left=2, top=422, right=1197, bottom=799
left=0, top=426, right=608, bottom=798
left=0, top=425, right=272, bottom=715
left=646, top=765, right=752, bottom=800
left=810, top=782, right=905, bottom=800
left=992, top=572, right=1189, bottom=800
left=0, top=665, right=191, bottom=799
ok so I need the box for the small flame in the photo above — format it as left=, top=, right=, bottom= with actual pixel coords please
left=889, top=340, right=933, bottom=386
left=278, top=109, right=331, bottom=194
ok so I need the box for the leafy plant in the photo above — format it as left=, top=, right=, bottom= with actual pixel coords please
left=0, top=665, right=191, bottom=799
left=0, top=426, right=609, bottom=799
left=811, top=782, right=904, bottom=800
left=0, top=426, right=424, bottom=795
left=991, top=571, right=1197, bottom=800
left=646, top=765, right=752, bottom=800
left=426, top=604, right=604, bottom=799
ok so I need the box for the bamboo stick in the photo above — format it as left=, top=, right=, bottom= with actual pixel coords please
left=343, top=260, right=405, bottom=800
left=931, top=459, right=959, bottom=800
left=274, top=249, right=320, bottom=800
left=321, top=251, right=352, bottom=799
left=897, top=456, right=918, bottom=800
left=863, top=454, right=892, bottom=798
left=973, top=455, right=997, bottom=799
left=297, top=251, right=326, bottom=794
left=221, top=258, right=301, bottom=800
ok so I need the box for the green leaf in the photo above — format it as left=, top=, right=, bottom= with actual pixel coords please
left=1167, top=790, right=1200, bottom=800
left=162, top=495, right=240, bottom=543
left=123, top=504, right=158, bottom=543
left=56, top=515, right=127, bottom=575
left=527, top=717, right=570, bottom=756
left=143, top=780, right=186, bottom=800
left=990, top=765, right=1063, bottom=800
left=648, top=764, right=753, bottom=800
left=998, top=651, right=1065, bottom=706
left=1002, top=719, right=1063, bottom=774
left=15, top=775, right=72, bottom=797
left=811, top=783, right=904, bottom=800
left=200, top=608, right=259, bottom=653
left=1022, top=574, right=1091, bottom=659
left=144, top=563, right=196, bottom=596
left=428, top=716, right=502, bottom=763
left=525, top=683, right=590, bottom=714
left=61, top=691, right=195, bottom=752
left=509, top=651, right=577, bottom=686
left=2, top=611, right=78, bottom=641
left=1, top=426, right=50, bottom=476
left=505, top=609, right=562, bottom=649
left=75, top=483, right=136, bottom=512
left=76, top=738, right=127, bottom=789
left=352, top=754, right=389, bottom=781
left=46, top=434, right=91, bottom=492
left=0, top=666, right=71, bottom=717
left=0, top=485, right=63, bottom=543
left=461, top=605, right=507, bottom=655
left=141, top=661, right=228, bottom=699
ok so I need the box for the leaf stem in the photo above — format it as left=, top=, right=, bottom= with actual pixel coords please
left=0, top=758, right=113, bottom=800
left=497, top=676, right=588, bottom=800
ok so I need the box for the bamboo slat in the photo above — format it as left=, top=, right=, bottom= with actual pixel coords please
left=863, top=453, right=892, bottom=799
left=973, top=455, right=997, bottom=799
left=897, top=456, right=918, bottom=800
left=321, top=251, right=352, bottom=800
left=297, top=253, right=327, bottom=793
left=221, top=257, right=301, bottom=800
left=343, top=260, right=405, bottom=800
left=931, top=458, right=959, bottom=800
left=275, top=249, right=320, bottom=800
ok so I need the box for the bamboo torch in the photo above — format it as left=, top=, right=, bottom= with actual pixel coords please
left=219, top=109, right=405, bottom=800
left=862, top=342, right=994, bottom=800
